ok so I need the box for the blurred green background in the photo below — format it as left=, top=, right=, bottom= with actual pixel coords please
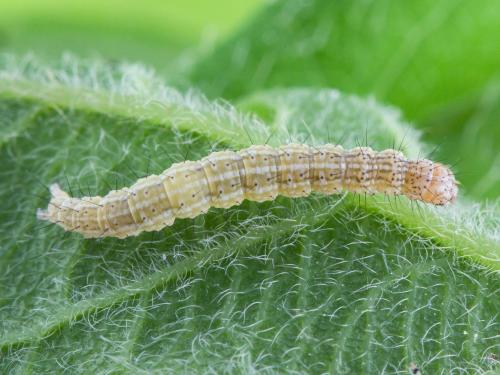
left=0, top=0, right=498, bottom=199
left=0, top=0, right=263, bottom=71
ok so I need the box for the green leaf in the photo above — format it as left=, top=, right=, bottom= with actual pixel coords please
left=189, top=0, right=500, bottom=201
left=0, top=58, right=498, bottom=374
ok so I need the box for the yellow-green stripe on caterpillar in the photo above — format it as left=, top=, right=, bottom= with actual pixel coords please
left=37, top=144, right=458, bottom=238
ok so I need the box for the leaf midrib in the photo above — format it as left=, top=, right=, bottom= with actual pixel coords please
left=0, top=78, right=270, bottom=148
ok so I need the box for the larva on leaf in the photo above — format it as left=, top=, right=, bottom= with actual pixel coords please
left=37, top=144, right=458, bottom=238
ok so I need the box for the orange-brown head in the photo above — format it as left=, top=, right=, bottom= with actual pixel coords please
left=403, top=160, right=458, bottom=205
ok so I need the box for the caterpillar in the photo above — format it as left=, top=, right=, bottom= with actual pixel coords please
left=37, top=144, right=458, bottom=238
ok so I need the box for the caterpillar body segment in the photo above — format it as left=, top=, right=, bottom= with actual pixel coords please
left=37, top=144, right=458, bottom=238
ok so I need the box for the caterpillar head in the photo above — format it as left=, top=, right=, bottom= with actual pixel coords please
left=404, top=161, right=458, bottom=205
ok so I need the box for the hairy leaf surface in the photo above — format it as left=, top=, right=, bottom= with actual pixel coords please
left=0, top=59, right=498, bottom=374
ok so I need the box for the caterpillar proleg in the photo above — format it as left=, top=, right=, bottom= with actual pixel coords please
left=37, top=144, right=458, bottom=238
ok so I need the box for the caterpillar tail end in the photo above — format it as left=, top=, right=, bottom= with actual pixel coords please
left=49, top=183, right=70, bottom=199
left=36, top=183, right=70, bottom=222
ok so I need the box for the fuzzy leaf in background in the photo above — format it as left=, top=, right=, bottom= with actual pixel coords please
left=0, top=57, right=498, bottom=374
left=190, top=0, right=500, bottom=201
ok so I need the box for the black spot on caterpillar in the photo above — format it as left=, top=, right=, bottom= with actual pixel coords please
left=37, top=144, right=458, bottom=238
